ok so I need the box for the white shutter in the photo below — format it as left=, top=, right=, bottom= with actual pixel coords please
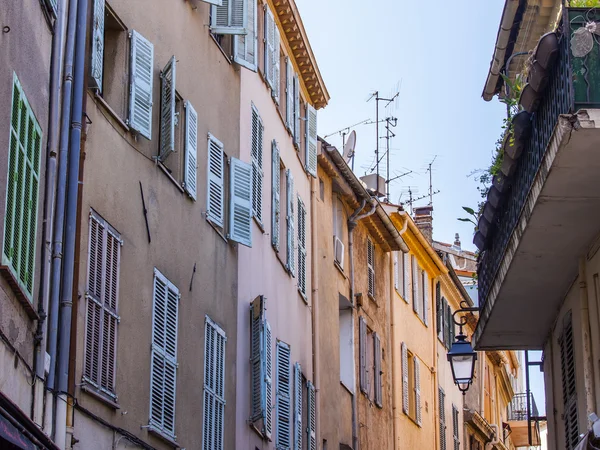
left=401, top=342, right=408, bottom=415
left=202, top=0, right=223, bottom=5
left=229, top=158, right=253, bottom=247
left=129, top=30, right=154, bottom=140
left=307, top=381, right=316, bottom=450
left=394, top=253, right=399, bottom=291
left=90, top=0, right=105, bottom=92
left=403, top=253, right=410, bottom=303
left=251, top=105, right=264, bottom=223
left=412, top=256, right=419, bottom=314
left=47, top=0, right=58, bottom=14
left=286, top=169, right=295, bottom=276
left=286, top=58, right=294, bottom=130
left=374, top=333, right=382, bottom=408
left=159, top=56, right=176, bottom=161
left=211, top=0, right=248, bottom=35
left=423, top=272, right=429, bottom=326
left=414, top=356, right=422, bottom=426
left=271, top=141, right=280, bottom=251
left=293, top=75, right=300, bottom=147
left=265, top=321, right=273, bottom=439
left=276, top=342, right=292, bottom=450
left=183, top=101, right=198, bottom=200
left=359, top=316, right=367, bottom=394
left=265, top=7, right=275, bottom=88
left=272, top=26, right=281, bottom=104
left=297, top=197, right=307, bottom=298
left=250, top=296, right=265, bottom=423
left=305, top=104, right=317, bottom=177
left=207, top=134, right=225, bottom=228
left=233, top=0, right=257, bottom=70
left=202, top=317, right=226, bottom=450
left=294, top=363, right=302, bottom=450
left=367, top=239, right=375, bottom=298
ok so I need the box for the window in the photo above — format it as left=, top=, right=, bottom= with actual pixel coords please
left=251, top=105, right=264, bottom=225
left=83, top=211, right=121, bottom=401
left=339, top=298, right=354, bottom=392
left=286, top=169, right=295, bottom=276
left=560, top=311, right=579, bottom=450
left=149, top=269, right=179, bottom=439
left=401, top=343, right=421, bottom=425
left=3, top=74, right=42, bottom=303
left=202, top=317, right=226, bottom=450
left=276, top=341, right=292, bottom=449
left=452, top=405, right=460, bottom=450
left=297, top=196, right=307, bottom=299
left=439, top=387, right=446, bottom=450
left=367, top=238, right=375, bottom=299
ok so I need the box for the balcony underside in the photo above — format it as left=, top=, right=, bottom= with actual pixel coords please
left=507, top=420, right=541, bottom=447
left=475, top=110, right=600, bottom=350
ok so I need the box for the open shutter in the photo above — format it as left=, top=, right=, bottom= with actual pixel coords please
left=374, top=333, right=382, bottom=408
left=265, top=321, right=273, bottom=439
left=264, top=7, right=275, bottom=88
left=443, top=300, right=450, bottom=348
left=414, top=356, right=422, bottom=426
left=307, top=381, right=316, bottom=450
left=401, top=342, right=408, bottom=415
left=393, top=253, right=399, bottom=291
left=271, top=141, right=280, bottom=251
left=367, top=239, right=375, bottom=298
left=251, top=106, right=264, bottom=224
left=272, top=26, right=281, bottom=104
left=250, top=296, right=265, bottom=423
left=439, top=388, right=446, bottom=450
left=207, top=134, right=225, bottom=228
left=202, top=0, right=223, bottom=5
left=90, top=0, right=105, bottom=91
left=359, top=316, right=367, bottom=394
left=211, top=0, right=248, bottom=35
left=286, top=59, right=294, bottom=130
left=436, top=283, right=443, bottom=340
left=229, top=158, right=253, bottom=247
left=286, top=169, right=295, bottom=276
left=129, top=30, right=154, bottom=140
left=297, top=197, right=307, bottom=298
left=294, top=363, right=302, bottom=450
left=452, top=406, right=460, bottom=450
left=293, top=75, right=300, bottom=147
left=159, top=56, right=176, bottom=161
left=183, top=101, right=198, bottom=200
left=403, top=253, right=410, bottom=302
left=412, top=256, right=419, bottom=314
left=423, top=272, right=429, bottom=326
left=276, top=342, right=292, bottom=450
left=233, top=0, right=257, bottom=70
left=305, top=105, right=317, bottom=177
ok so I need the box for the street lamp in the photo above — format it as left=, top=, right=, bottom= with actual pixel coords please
left=447, top=302, right=479, bottom=394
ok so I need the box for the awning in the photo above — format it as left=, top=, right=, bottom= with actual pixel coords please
left=0, top=413, right=37, bottom=450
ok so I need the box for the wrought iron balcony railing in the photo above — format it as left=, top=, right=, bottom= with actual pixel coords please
left=507, top=392, right=539, bottom=422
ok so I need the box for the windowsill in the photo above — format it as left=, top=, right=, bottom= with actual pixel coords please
left=414, top=312, right=427, bottom=327
left=298, top=289, right=308, bottom=304
left=206, top=218, right=228, bottom=243
left=253, top=216, right=265, bottom=233
left=209, top=33, right=232, bottom=64
left=340, top=381, right=354, bottom=396
left=334, top=261, right=347, bottom=279
left=157, top=162, right=185, bottom=194
left=0, top=265, right=39, bottom=320
left=405, top=413, right=421, bottom=428
left=81, top=382, right=120, bottom=409
left=249, top=422, right=267, bottom=441
left=148, top=426, right=179, bottom=448
left=368, top=293, right=377, bottom=305
left=93, top=91, right=130, bottom=132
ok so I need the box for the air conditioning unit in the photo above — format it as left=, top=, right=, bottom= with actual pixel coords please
left=334, top=236, right=345, bottom=267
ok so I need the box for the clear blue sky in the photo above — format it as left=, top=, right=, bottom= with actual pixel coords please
left=297, top=0, right=508, bottom=250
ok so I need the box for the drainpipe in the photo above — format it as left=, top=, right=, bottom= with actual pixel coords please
left=389, top=248, right=399, bottom=448
left=310, top=175, right=320, bottom=446
left=580, top=257, right=596, bottom=428
left=55, top=0, right=88, bottom=447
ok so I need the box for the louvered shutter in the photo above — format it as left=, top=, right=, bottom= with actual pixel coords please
left=403, top=253, right=410, bottom=302
left=412, top=256, right=419, bottom=314
left=286, top=169, right=295, bottom=276
left=401, top=342, right=408, bottom=415
left=560, top=312, right=579, bottom=450
left=367, top=239, right=375, bottom=298
left=272, top=26, right=281, bottom=104
left=265, top=321, right=273, bottom=439
left=439, top=388, right=446, bottom=450
left=202, top=317, right=226, bottom=450
left=250, top=296, right=265, bottom=423
left=393, top=253, right=399, bottom=291
left=90, top=0, right=105, bottom=91
left=452, top=405, right=460, bottom=450
left=47, top=0, right=58, bottom=14
left=297, top=197, right=307, bottom=298
left=271, top=141, right=281, bottom=251
left=251, top=106, right=264, bottom=223
left=294, top=363, right=302, bottom=450
left=359, top=316, right=367, bottom=394
left=423, top=272, right=429, bottom=326
left=211, top=0, right=248, bottom=35
left=150, top=269, right=179, bottom=438
left=436, top=283, right=443, bottom=340
left=158, top=56, right=176, bottom=161
left=233, top=0, right=257, bottom=70
left=447, top=304, right=454, bottom=348
left=444, top=301, right=450, bottom=348
left=229, top=158, right=253, bottom=247
left=183, top=101, right=198, bottom=200
left=293, top=75, right=300, bottom=147
left=307, top=381, right=316, bottom=450
left=286, top=59, right=294, bottom=130
left=276, top=342, right=292, bottom=449
left=374, top=333, right=382, bottom=408
left=207, top=134, right=225, bottom=228
left=414, top=356, right=421, bottom=426
left=305, top=105, right=317, bottom=177
left=129, top=30, right=154, bottom=140
left=264, top=7, right=275, bottom=88
left=202, top=0, right=223, bottom=5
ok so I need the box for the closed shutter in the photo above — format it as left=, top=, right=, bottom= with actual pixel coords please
left=150, top=269, right=179, bottom=439
left=374, top=333, right=382, bottom=408
left=250, top=296, right=265, bottom=423
left=423, top=271, right=429, bottom=326
left=159, top=56, right=176, bottom=161
left=83, top=211, right=121, bottom=399
left=207, top=134, right=225, bottom=228
left=276, top=342, right=292, bottom=450
left=401, top=342, right=408, bottom=415
left=367, top=239, right=375, bottom=298
left=128, top=30, right=154, bottom=140
left=307, top=381, right=316, bottom=450
left=359, top=316, right=367, bottom=394
left=560, top=311, right=579, bottom=450
left=439, top=388, right=446, bottom=450
left=286, top=58, right=294, bottom=130
left=183, top=101, right=198, bottom=200
left=447, top=304, right=454, bottom=348
left=202, top=317, right=226, bottom=450
left=271, top=141, right=280, bottom=251
left=393, top=253, right=399, bottom=291
left=251, top=105, right=264, bottom=224
left=436, top=282, right=443, bottom=340
left=211, top=0, right=248, bottom=35
left=443, top=299, right=450, bottom=348
left=264, top=7, right=275, bottom=88
left=297, top=197, right=307, bottom=298
left=452, top=405, right=460, bottom=450
left=414, top=356, right=421, bottom=426
left=233, top=0, right=257, bottom=70
left=286, top=169, right=295, bottom=276
left=3, top=75, right=42, bottom=301
left=294, top=363, right=302, bottom=450
left=272, top=26, right=281, bottom=104
left=90, top=0, right=105, bottom=91
left=403, top=253, right=410, bottom=303
left=265, top=321, right=273, bottom=439
left=305, top=105, right=317, bottom=177
left=293, top=75, right=300, bottom=147
left=229, top=158, right=253, bottom=247
left=412, top=256, right=419, bottom=315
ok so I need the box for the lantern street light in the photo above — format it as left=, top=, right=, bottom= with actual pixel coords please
left=447, top=302, right=479, bottom=395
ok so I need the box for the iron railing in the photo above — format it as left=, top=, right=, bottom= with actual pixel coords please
left=507, top=392, right=539, bottom=421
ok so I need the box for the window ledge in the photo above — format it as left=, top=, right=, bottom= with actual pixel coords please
left=157, top=162, right=185, bottom=194
left=334, top=260, right=347, bottom=279
left=93, top=91, right=129, bottom=132
left=368, top=293, right=378, bottom=305
left=298, top=289, right=308, bottom=304
left=340, top=381, right=354, bottom=396
left=209, top=33, right=232, bottom=64
left=81, top=382, right=120, bottom=409
left=253, top=217, right=265, bottom=233
left=0, top=265, right=38, bottom=320
left=249, top=422, right=268, bottom=441
left=148, top=426, right=179, bottom=448
left=206, top=218, right=228, bottom=244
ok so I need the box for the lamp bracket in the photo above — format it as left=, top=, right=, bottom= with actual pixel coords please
left=451, top=302, right=479, bottom=334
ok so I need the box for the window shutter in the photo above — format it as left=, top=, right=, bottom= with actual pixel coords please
left=286, top=58, right=294, bottom=130
left=560, top=311, right=579, bottom=450
left=359, top=316, right=367, bottom=394
left=412, top=256, right=419, bottom=314
left=128, top=30, right=154, bottom=140
left=286, top=169, right=295, bottom=276
left=305, top=105, right=317, bottom=177
left=307, top=381, right=316, bottom=450
left=250, top=296, right=265, bottom=423
left=183, top=101, right=198, bottom=200
left=436, top=283, right=443, bottom=340
left=211, top=0, right=248, bottom=35
left=423, top=272, right=429, bottom=326
left=447, top=303, right=455, bottom=348
left=202, top=0, right=223, bottom=5
left=293, top=75, right=300, bottom=147
left=297, top=197, right=307, bottom=298
left=47, top=0, right=58, bottom=14
left=202, top=317, right=226, bottom=450
left=264, top=7, right=275, bottom=88
left=207, top=134, right=225, bottom=228
left=265, top=321, right=273, bottom=439
left=159, top=56, right=176, bottom=161
left=401, top=342, right=408, bottom=415
left=90, top=0, right=105, bottom=92
left=452, top=405, right=460, bottom=450
left=367, top=239, right=375, bottom=298
left=403, top=253, right=410, bottom=303
left=251, top=106, right=264, bottom=224
left=439, top=388, right=446, bottom=450
left=271, top=141, right=281, bottom=251
left=414, top=356, right=421, bottom=426
left=229, top=158, right=253, bottom=247
left=233, top=0, right=257, bottom=71
left=374, top=333, right=382, bottom=408
left=393, top=253, right=399, bottom=291
left=444, top=301, right=450, bottom=348
left=276, top=342, right=292, bottom=450
left=294, top=363, right=302, bottom=450
left=272, top=26, right=281, bottom=104
left=150, top=269, right=179, bottom=439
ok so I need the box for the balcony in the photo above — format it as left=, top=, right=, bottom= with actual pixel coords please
left=475, top=8, right=600, bottom=349
left=507, top=393, right=542, bottom=447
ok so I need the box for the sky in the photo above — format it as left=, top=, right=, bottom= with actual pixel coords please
left=296, top=0, right=508, bottom=251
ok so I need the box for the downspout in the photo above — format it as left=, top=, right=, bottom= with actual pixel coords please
left=55, top=0, right=88, bottom=448
left=580, top=257, right=596, bottom=428
left=310, top=175, right=320, bottom=446
left=389, top=249, right=398, bottom=449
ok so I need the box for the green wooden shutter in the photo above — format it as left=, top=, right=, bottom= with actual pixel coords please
left=560, top=311, right=579, bottom=450
left=439, top=387, right=446, bottom=450
left=401, top=342, right=408, bottom=415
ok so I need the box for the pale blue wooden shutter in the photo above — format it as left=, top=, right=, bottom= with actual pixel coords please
left=412, top=256, right=419, bottom=314
left=159, top=56, right=176, bottom=161
left=265, top=321, right=273, bottom=439
left=264, top=7, right=275, bottom=89
left=250, top=296, right=265, bottom=423
left=233, top=0, right=257, bottom=71
left=305, top=105, right=317, bottom=177
left=307, top=381, right=316, bottom=450
left=374, top=333, right=382, bottom=408
left=293, top=75, right=300, bottom=147
left=285, top=169, right=295, bottom=276
left=271, top=141, right=280, bottom=251
left=211, top=0, right=248, bottom=35
left=207, top=134, right=225, bottom=228
left=286, top=59, right=293, bottom=130
left=423, top=272, right=429, bottom=326
left=414, top=356, right=422, bottom=426
left=202, top=317, right=226, bottom=450
left=129, top=30, right=154, bottom=140
left=251, top=106, right=263, bottom=224
left=359, top=316, right=367, bottom=394
left=276, top=342, right=292, bottom=449
left=90, top=0, right=105, bottom=91
left=403, top=253, right=410, bottom=303
left=229, top=157, right=253, bottom=247
left=401, top=342, right=408, bottom=415
left=47, top=0, right=58, bottom=14
left=183, top=101, right=198, bottom=200
left=393, top=253, right=399, bottom=291
left=297, top=197, right=307, bottom=299
left=293, top=363, right=302, bottom=450
left=272, top=26, right=281, bottom=104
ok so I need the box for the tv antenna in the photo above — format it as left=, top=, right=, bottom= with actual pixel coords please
left=426, top=155, right=439, bottom=206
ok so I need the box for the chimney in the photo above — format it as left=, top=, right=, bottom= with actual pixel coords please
left=453, top=233, right=461, bottom=250
left=413, top=205, right=433, bottom=243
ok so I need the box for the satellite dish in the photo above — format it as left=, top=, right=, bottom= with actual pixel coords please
left=343, top=130, right=357, bottom=162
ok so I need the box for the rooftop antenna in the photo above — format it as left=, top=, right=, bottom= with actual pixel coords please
left=384, top=116, right=398, bottom=199
left=426, top=155, right=439, bottom=205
